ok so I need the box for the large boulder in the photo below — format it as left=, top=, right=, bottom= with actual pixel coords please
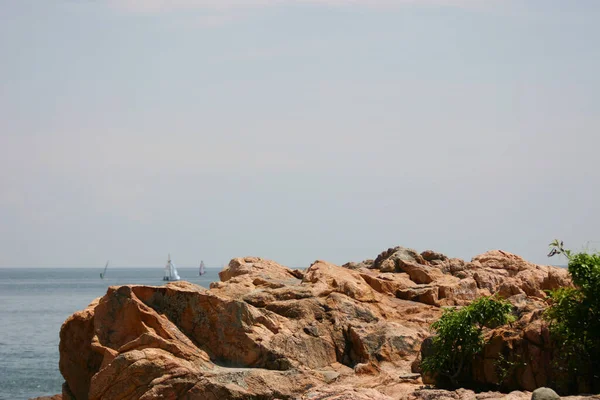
left=59, top=298, right=103, bottom=400
left=60, top=281, right=327, bottom=399
left=219, top=256, right=298, bottom=283
left=532, top=387, right=560, bottom=400
left=373, top=246, right=427, bottom=272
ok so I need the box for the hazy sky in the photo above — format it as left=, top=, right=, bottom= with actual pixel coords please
left=1, top=0, right=598, bottom=268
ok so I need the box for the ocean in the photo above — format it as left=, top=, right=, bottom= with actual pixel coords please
left=0, top=267, right=220, bottom=400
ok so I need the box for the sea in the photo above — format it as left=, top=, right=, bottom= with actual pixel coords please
left=0, top=267, right=220, bottom=400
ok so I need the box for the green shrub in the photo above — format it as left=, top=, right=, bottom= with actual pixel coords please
left=546, top=240, right=600, bottom=393
left=421, top=296, right=514, bottom=387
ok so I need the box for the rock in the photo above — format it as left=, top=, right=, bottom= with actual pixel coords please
left=438, top=278, right=480, bottom=305
left=471, top=309, right=556, bottom=392
left=56, top=248, right=577, bottom=399
left=408, top=388, right=535, bottom=400
left=471, top=251, right=531, bottom=273
left=342, top=259, right=374, bottom=270
left=399, top=261, right=444, bottom=284
left=301, top=385, right=394, bottom=400
left=524, top=320, right=544, bottom=346
left=59, top=298, right=102, bottom=400
left=542, top=269, right=570, bottom=291
left=399, top=372, right=421, bottom=381
left=421, top=250, right=448, bottom=262
left=397, top=285, right=439, bottom=305
left=365, top=247, right=558, bottom=308
left=498, top=282, right=526, bottom=298
left=304, top=324, right=321, bottom=337
left=410, top=388, right=462, bottom=400
left=360, top=272, right=415, bottom=296
left=290, top=268, right=306, bottom=279
left=380, top=258, right=397, bottom=272
left=373, top=246, right=427, bottom=271
left=219, top=257, right=298, bottom=283
left=320, top=370, right=340, bottom=383
left=346, top=322, right=424, bottom=368
left=353, top=362, right=379, bottom=375
left=446, top=258, right=467, bottom=274
left=465, top=251, right=568, bottom=300
left=303, top=261, right=377, bottom=302
left=418, top=336, right=438, bottom=384
left=61, top=281, right=327, bottom=399
left=243, top=290, right=276, bottom=307
left=532, top=387, right=560, bottom=400
left=515, top=270, right=547, bottom=298
left=473, top=269, right=509, bottom=292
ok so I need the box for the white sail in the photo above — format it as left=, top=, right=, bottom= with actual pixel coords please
left=199, top=260, right=205, bottom=276
left=164, top=254, right=181, bottom=281
left=171, top=259, right=181, bottom=280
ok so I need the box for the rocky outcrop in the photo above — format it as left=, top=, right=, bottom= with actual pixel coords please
left=365, top=247, right=570, bottom=307
left=57, top=249, right=575, bottom=400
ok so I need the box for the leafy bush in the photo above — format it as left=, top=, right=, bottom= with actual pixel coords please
left=546, top=240, right=600, bottom=393
left=421, top=296, right=514, bottom=387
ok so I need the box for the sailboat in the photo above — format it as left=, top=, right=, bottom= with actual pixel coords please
left=163, top=254, right=181, bottom=281
left=199, top=260, right=206, bottom=276
left=100, top=261, right=109, bottom=279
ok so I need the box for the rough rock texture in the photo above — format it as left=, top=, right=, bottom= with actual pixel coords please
left=470, top=306, right=552, bottom=392
left=56, top=250, right=580, bottom=400
left=532, top=388, right=560, bottom=400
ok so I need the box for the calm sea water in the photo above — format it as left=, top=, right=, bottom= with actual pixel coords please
left=0, top=267, right=220, bottom=400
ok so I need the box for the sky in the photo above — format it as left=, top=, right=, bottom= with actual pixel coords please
left=0, top=0, right=598, bottom=268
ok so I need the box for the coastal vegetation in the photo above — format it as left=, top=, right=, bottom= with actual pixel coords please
left=546, top=240, right=600, bottom=393
left=421, top=296, right=514, bottom=387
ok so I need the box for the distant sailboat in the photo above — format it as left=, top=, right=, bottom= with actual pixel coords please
left=199, top=260, right=206, bottom=276
left=100, top=261, right=109, bottom=279
left=163, top=254, right=181, bottom=281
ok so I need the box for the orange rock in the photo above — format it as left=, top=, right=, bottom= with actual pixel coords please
left=56, top=248, right=577, bottom=399
left=303, top=261, right=377, bottom=302
left=359, top=271, right=415, bottom=296
left=59, top=298, right=102, bottom=400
